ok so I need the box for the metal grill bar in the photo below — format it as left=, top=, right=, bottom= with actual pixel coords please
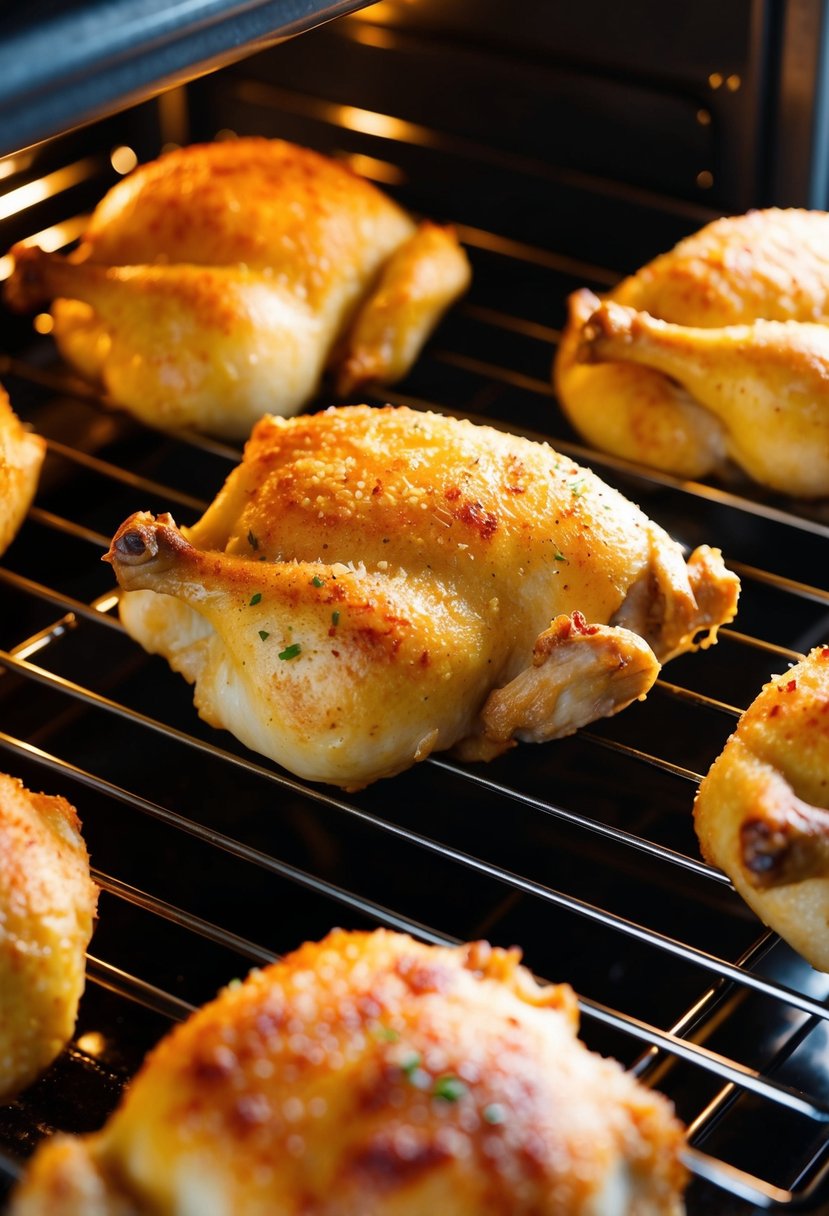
left=3, top=107, right=829, bottom=1213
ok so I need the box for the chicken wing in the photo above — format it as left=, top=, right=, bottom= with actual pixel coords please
left=9, top=928, right=688, bottom=1215
left=0, top=774, right=97, bottom=1100
left=554, top=208, right=829, bottom=493
left=103, top=405, right=739, bottom=788
left=0, top=384, right=45, bottom=558
left=694, top=647, right=829, bottom=972
left=4, top=139, right=470, bottom=438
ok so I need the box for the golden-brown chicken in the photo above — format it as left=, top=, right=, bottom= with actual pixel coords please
left=3, top=139, right=470, bottom=438
left=103, top=404, right=739, bottom=789
left=0, top=773, right=97, bottom=1100
left=694, top=647, right=829, bottom=972
left=9, top=928, right=688, bottom=1215
left=0, top=384, right=45, bottom=558
left=554, top=208, right=829, bottom=494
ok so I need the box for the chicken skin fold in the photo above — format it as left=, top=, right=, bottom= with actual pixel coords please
left=0, top=774, right=97, bottom=1101
left=554, top=208, right=829, bottom=495
left=695, top=646, right=829, bottom=972
left=9, top=929, right=688, bottom=1215
left=4, top=138, right=471, bottom=438
left=103, top=405, right=739, bottom=788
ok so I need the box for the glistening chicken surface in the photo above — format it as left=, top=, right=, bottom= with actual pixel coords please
left=694, top=646, right=829, bottom=973
left=103, top=405, right=739, bottom=788
left=0, top=774, right=97, bottom=1101
left=554, top=208, right=829, bottom=496
left=3, top=138, right=471, bottom=438
left=9, top=929, right=688, bottom=1215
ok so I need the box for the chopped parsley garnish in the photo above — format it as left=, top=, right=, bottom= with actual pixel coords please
left=311, top=575, right=325, bottom=587
left=570, top=479, right=586, bottom=497
left=331, top=610, right=340, bottom=626
left=258, top=630, right=270, bottom=641
left=278, top=642, right=302, bottom=661
left=433, top=1075, right=467, bottom=1102
left=399, top=1050, right=422, bottom=1077
left=372, top=1026, right=400, bottom=1043
left=249, top=592, right=262, bottom=606
left=483, top=1103, right=506, bottom=1124
left=553, top=548, right=566, bottom=562
left=247, top=529, right=259, bottom=551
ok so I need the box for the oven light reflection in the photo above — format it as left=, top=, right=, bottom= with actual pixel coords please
left=76, top=1030, right=107, bottom=1057
left=341, top=152, right=405, bottom=186
left=0, top=152, right=33, bottom=182
left=0, top=157, right=98, bottom=222
left=329, top=104, right=415, bottom=143
left=110, top=145, right=138, bottom=175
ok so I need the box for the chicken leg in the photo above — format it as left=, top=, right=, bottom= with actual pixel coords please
left=581, top=301, right=829, bottom=497
left=102, top=406, right=739, bottom=789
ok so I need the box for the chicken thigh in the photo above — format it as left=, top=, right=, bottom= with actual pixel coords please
left=4, top=139, right=470, bottom=438
left=695, top=647, right=829, bottom=972
left=9, top=928, right=688, bottom=1215
left=103, top=405, right=739, bottom=788
left=554, top=208, right=829, bottom=493
left=0, top=384, right=45, bottom=558
left=0, top=774, right=97, bottom=1100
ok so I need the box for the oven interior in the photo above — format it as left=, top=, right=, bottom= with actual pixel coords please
left=2, top=2, right=829, bottom=1212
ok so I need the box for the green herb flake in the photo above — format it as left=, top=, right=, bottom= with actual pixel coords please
left=247, top=529, right=259, bottom=551
left=553, top=549, right=566, bottom=562
left=249, top=592, right=262, bottom=606
left=258, top=630, right=270, bottom=642
left=331, top=610, right=340, bottom=626
left=482, top=1102, right=506, bottom=1125
left=570, top=479, right=586, bottom=498
left=399, top=1050, right=422, bottom=1078
left=278, top=642, right=302, bottom=661
left=433, top=1075, right=468, bottom=1102
left=311, top=575, right=325, bottom=588
left=372, top=1026, right=400, bottom=1043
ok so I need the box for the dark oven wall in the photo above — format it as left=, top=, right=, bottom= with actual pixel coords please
left=2, top=2, right=829, bottom=1215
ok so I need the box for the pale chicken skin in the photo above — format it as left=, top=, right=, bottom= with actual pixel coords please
left=0, top=384, right=45, bottom=557
left=554, top=208, right=829, bottom=494
left=3, top=139, right=470, bottom=438
left=695, top=647, right=829, bottom=973
left=103, top=405, right=739, bottom=789
left=0, top=774, right=97, bottom=1100
left=9, top=929, right=688, bottom=1215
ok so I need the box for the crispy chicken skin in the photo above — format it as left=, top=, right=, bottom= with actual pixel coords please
left=0, top=774, right=97, bottom=1101
left=694, top=647, right=829, bottom=972
left=3, top=138, right=470, bottom=438
left=103, top=405, right=739, bottom=788
left=0, top=384, right=45, bottom=558
left=9, top=929, right=688, bottom=1215
left=554, top=208, right=829, bottom=494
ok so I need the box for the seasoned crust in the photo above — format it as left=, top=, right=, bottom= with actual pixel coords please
left=0, top=774, right=97, bottom=1100
left=10, top=929, right=687, bottom=1215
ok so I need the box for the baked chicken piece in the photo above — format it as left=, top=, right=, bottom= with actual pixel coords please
left=103, top=404, right=739, bottom=789
left=0, top=384, right=45, bottom=557
left=695, top=647, right=829, bottom=973
left=554, top=207, right=829, bottom=495
left=9, top=928, right=688, bottom=1215
left=4, top=138, right=470, bottom=438
left=0, top=773, right=97, bottom=1101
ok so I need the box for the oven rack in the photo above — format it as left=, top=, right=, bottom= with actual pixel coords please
left=3, top=47, right=829, bottom=1209
left=2, top=339, right=829, bottom=1213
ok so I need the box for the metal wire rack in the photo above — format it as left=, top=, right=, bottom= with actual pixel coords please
left=3, top=31, right=829, bottom=1214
